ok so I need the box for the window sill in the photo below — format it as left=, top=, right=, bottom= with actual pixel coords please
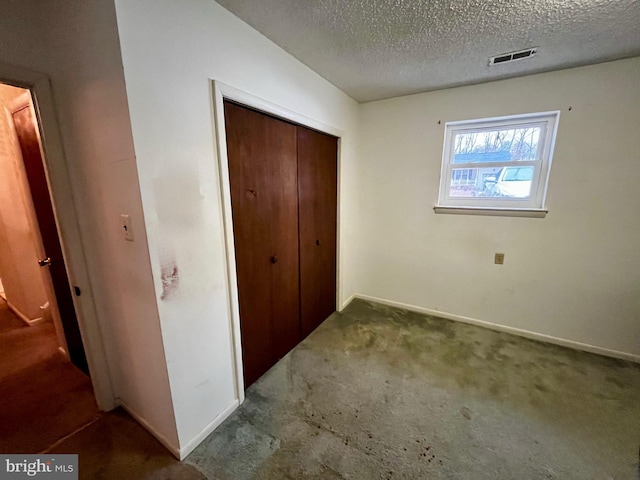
left=433, top=206, right=547, bottom=218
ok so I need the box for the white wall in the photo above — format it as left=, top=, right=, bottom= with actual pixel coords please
left=0, top=0, right=178, bottom=450
left=0, top=85, right=48, bottom=321
left=113, top=0, right=359, bottom=454
left=356, top=57, right=640, bottom=358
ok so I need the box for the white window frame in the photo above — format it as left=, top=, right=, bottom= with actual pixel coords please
left=435, top=111, right=560, bottom=217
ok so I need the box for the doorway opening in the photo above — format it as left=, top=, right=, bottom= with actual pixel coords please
left=0, top=82, right=100, bottom=453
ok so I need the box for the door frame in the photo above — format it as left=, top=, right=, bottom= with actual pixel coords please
left=211, top=80, right=344, bottom=403
left=0, top=62, right=115, bottom=410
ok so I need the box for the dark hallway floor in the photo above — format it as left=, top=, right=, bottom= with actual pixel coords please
left=48, top=409, right=205, bottom=480
left=6, top=299, right=639, bottom=479
left=0, top=299, right=99, bottom=453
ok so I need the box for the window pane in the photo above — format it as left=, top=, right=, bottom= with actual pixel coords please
left=502, top=166, right=533, bottom=181
left=449, top=166, right=533, bottom=198
left=452, top=126, right=541, bottom=163
left=449, top=168, right=491, bottom=197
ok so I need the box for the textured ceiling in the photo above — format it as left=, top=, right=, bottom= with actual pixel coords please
left=215, top=0, right=640, bottom=102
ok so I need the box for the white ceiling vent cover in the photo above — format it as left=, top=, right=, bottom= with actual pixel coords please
left=489, top=48, right=538, bottom=66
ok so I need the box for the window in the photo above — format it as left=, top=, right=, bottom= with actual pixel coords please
left=436, top=111, right=560, bottom=216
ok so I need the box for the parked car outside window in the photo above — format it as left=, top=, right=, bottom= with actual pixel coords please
left=484, top=166, right=534, bottom=198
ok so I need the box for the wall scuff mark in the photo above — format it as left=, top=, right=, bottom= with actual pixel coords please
left=160, top=264, right=179, bottom=301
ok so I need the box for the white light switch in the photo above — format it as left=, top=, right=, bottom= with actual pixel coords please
left=120, top=214, right=134, bottom=241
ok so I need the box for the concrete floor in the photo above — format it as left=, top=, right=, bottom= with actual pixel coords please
left=185, top=299, right=640, bottom=479
left=29, top=299, right=640, bottom=479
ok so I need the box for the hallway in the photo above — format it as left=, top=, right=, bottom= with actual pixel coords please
left=0, top=299, right=99, bottom=453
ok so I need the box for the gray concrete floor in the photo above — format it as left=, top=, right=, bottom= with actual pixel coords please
left=49, top=299, right=640, bottom=479
left=186, top=299, right=640, bottom=479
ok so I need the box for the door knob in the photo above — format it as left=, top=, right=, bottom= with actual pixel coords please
left=270, top=256, right=278, bottom=264
left=38, top=257, right=52, bottom=267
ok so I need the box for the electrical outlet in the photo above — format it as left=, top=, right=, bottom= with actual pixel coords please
left=495, top=253, right=505, bottom=265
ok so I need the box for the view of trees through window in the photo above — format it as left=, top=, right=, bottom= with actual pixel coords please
left=449, top=126, right=541, bottom=198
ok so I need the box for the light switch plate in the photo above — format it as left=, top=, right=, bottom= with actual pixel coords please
left=120, top=214, right=134, bottom=241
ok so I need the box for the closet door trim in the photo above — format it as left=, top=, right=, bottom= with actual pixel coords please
left=211, top=80, right=343, bottom=403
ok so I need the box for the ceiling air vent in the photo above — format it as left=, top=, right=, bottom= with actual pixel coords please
left=489, top=47, right=537, bottom=66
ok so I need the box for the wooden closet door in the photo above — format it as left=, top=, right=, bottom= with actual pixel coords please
left=297, top=126, right=338, bottom=337
left=224, top=101, right=300, bottom=388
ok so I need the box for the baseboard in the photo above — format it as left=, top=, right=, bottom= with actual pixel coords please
left=6, top=301, right=43, bottom=326
left=351, top=294, right=640, bottom=364
left=179, top=399, right=240, bottom=460
left=118, top=400, right=181, bottom=459
left=340, top=294, right=356, bottom=312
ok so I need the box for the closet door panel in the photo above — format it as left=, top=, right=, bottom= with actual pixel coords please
left=224, top=101, right=300, bottom=387
left=297, top=126, right=338, bottom=337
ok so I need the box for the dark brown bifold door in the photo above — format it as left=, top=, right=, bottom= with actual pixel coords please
left=224, top=101, right=300, bottom=388
left=297, top=126, right=338, bottom=338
